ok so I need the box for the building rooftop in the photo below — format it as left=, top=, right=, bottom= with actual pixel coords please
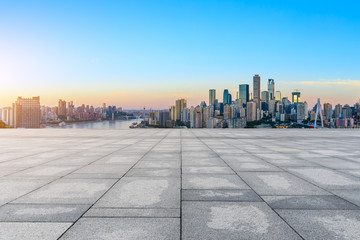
left=0, top=129, right=360, bottom=240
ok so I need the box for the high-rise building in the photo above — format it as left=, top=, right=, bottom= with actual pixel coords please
left=246, top=101, right=257, bottom=122
left=261, top=91, right=269, bottom=104
left=297, top=102, right=306, bottom=121
left=228, top=94, right=232, bottom=105
left=334, top=104, right=342, bottom=118
left=224, top=105, right=234, bottom=120
left=1, top=107, right=13, bottom=126
left=323, top=103, right=333, bottom=120
left=275, top=91, right=281, bottom=101
left=223, top=89, right=229, bottom=105
left=58, top=99, right=67, bottom=116
left=268, top=79, right=275, bottom=100
left=159, top=111, right=170, bottom=127
left=292, top=91, right=301, bottom=104
left=253, top=75, right=261, bottom=109
left=239, top=84, right=249, bottom=105
left=12, top=96, right=41, bottom=128
left=175, top=99, right=187, bottom=121
left=209, top=89, right=216, bottom=106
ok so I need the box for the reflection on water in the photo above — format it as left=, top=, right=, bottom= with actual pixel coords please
left=44, top=120, right=137, bottom=129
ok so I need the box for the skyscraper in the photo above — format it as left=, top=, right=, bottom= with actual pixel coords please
left=275, top=91, right=281, bottom=101
left=58, top=99, right=67, bottom=116
left=268, top=79, right=275, bottom=100
left=175, top=99, right=187, bottom=121
left=323, top=103, right=333, bottom=120
left=209, top=89, right=216, bottom=106
left=223, top=89, right=229, bottom=105
left=246, top=101, right=257, bottom=122
left=253, top=75, right=261, bottom=109
left=292, top=91, right=301, bottom=104
left=12, top=96, right=40, bottom=128
left=261, top=91, right=269, bottom=104
left=228, top=94, right=232, bottom=105
left=239, top=84, right=249, bottom=105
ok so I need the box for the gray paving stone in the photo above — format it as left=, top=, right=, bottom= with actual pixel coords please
left=1, top=128, right=360, bottom=240
left=95, top=177, right=180, bottom=208
left=182, top=166, right=234, bottom=174
left=231, top=162, right=283, bottom=171
left=8, top=165, right=80, bottom=178
left=182, top=189, right=262, bottom=201
left=182, top=174, right=249, bottom=190
left=0, top=204, right=90, bottom=222
left=287, top=167, right=360, bottom=190
left=332, top=189, right=360, bottom=207
left=277, top=210, right=360, bottom=240
left=339, top=169, right=360, bottom=178
left=182, top=201, right=301, bottom=240
left=13, top=179, right=116, bottom=204
left=0, top=222, right=71, bottom=240
left=126, top=168, right=180, bottom=177
left=59, top=218, right=180, bottom=240
left=84, top=208, right=180, bottom=218
left=239, top=171, right=328, bottom=195
left=263, top=195, right=360, bottom=210
left=0, top=179, right=51, bottom=205
left=135, top=160, right=180, bottom=168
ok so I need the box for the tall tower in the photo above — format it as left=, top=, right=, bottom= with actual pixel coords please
left=223, top=89, right=229, bottom=105
left=175, top=99, right=187, bottom=121
left=268, top=79, right=275, bottom=100
left=253, top=75, right=261, bottom=109
left=13, top=96, right=41, bottom=128
left=239, top=84, right=249, bottom=105
left=292, top=91, right=301, bottom=104
left=209, top=89, right=216, bottom=106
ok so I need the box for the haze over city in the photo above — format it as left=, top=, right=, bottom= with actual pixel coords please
left=1, top=0, right=360, bottom=108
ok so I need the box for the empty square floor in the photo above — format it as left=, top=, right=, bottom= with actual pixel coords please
left=0, top=128, right=360, bottom=240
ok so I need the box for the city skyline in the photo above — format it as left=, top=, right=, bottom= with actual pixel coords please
left=1, top=1, right=360, bottom=108
left=1, top=76, right=359, bottom=110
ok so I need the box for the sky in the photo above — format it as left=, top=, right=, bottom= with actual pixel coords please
left=1, top=0, right=360, bottom=109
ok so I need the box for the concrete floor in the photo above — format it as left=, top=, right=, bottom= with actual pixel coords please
left=0, top=129, right=360, bottom=240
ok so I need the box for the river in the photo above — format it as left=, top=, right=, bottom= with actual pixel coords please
left=43, top=119, right=138, bottom=129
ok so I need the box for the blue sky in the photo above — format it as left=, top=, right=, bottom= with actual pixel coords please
left=1, top=0, right=359, bottom=108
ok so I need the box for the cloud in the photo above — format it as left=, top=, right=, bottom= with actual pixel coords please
left=300, top=80, right=360, bottom=87
left=300, top=81, right=314, bottom=85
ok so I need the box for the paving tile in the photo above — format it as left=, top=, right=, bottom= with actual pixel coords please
left=59, top=218, right=180, bottom=240
left=135, top=160, right=180, bottom=168
left=182, top=201, right=301, bottom=240
left=231, top=162, right=283, bottom=171
left=13, top=179, right=116, bottom=204
left=0, top=179, right=51, bottom=205
left=126, top=168, right=180, bottom=177
left=239, top=171, right=328, bottom=195
left=182, top=174, right=249, bottom=190
left=182, top=166, right=234, bottom=174
left=0, top=222, right=71, bottom=240
left=84, top=208, right=180, bottom=218
left=287, top=167, right=360, bottom=189
left=8, top=165, right=80, bottom=178
left=1, top=128, right=360, bottom=240
left=0, top=204, right=90, bottom=222
left=95, top=177, right=180, bottom=208
left=332, top=189, right=360, bottom=207
left=182, top=189, right=262, bottom=201
left=263, top=195, right=360, bottom=210
left=277, top=210, right=360, bottom=240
